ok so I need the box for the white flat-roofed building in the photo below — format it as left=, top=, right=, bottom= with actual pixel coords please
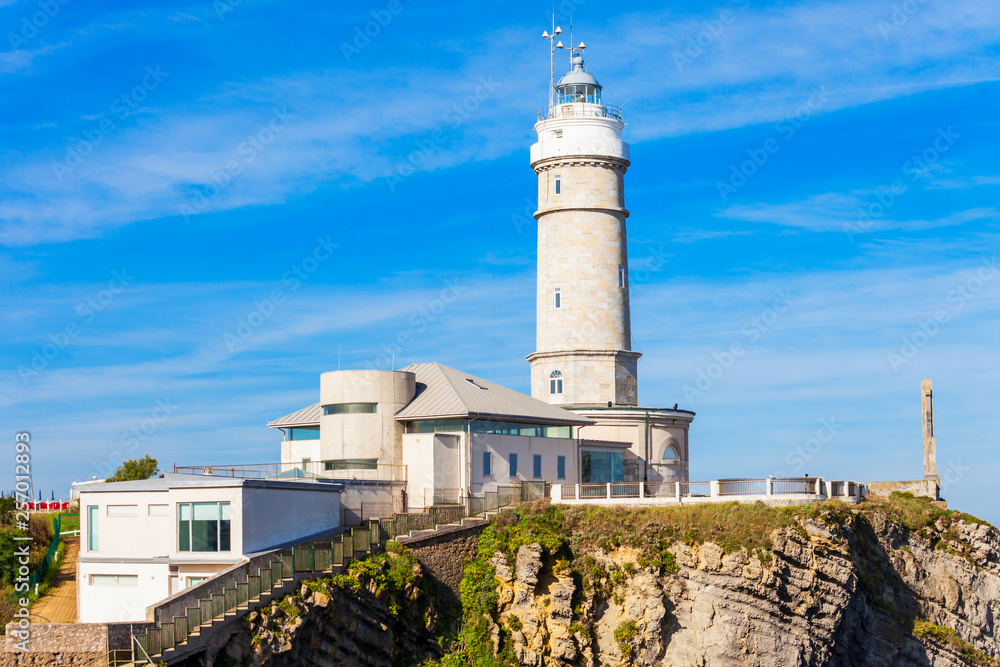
left=77, top=473, right=342, bottom=623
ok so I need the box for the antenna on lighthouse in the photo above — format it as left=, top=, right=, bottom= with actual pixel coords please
left=541, top=13, right=562, bottom=110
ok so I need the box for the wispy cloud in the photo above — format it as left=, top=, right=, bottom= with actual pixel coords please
left=718, top=192, right=999, bottom=233
left=2, top=0, right=999, bottom=246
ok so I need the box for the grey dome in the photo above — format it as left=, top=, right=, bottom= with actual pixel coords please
left=556, top=55, right=601, bottom=89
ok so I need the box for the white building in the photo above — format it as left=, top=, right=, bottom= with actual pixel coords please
left=76, top=473, right=341, bottom=623
left=270, top=363, right=637, bottom=507
left=527, top=50, right=695, bottom=481
left=265, top=47, right=695, bottom=500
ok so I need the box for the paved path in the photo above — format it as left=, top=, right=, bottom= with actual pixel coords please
left=30, top=538, right=78, bottom=624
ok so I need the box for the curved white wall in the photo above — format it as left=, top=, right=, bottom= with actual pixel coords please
left=319, top=370, right=415, bottom=463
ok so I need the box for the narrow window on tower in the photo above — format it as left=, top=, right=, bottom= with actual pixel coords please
left=549, top=370, right=563, bottom=395
left=553, top=130, right=563, bottom=139
left=554, top=174, right=561, bottom=195
left=619, top=264, right=625, bottom=288
left=554, top=288, right=561, bottom=309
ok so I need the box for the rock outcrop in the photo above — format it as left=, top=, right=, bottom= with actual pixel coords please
left=217, top=499, right=1000, bottom=666
left=491, top=507, right=1000, bottom=666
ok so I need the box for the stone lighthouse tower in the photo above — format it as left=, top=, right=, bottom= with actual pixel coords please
left=526, top=43, right=695, bottom=485
left=526, top=52, right=639, bottom=407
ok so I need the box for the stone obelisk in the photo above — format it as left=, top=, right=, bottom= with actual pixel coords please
left=922, top=379, right=940, bottom=485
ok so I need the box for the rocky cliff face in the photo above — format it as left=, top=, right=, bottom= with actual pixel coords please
left=490, top=503, right=1000, bottom=666
left=222, top=497, right=1000, bottom=667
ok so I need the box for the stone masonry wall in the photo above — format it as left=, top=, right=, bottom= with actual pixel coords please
left=397, top=520, right=488, bottom=611
left=1, top=622, right=105, bottom=667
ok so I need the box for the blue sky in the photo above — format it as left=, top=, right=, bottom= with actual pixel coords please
left=2, top=0, right=998, bottom=523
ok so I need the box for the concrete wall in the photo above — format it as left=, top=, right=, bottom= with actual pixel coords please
left=867, top=479, right=939, bottom=500
left=319, top=370, right=415, bottom=463
left=471, top=433, right=578, bottom=493
left=403, top=433, right=461, bottom=509
left=241, top=484, right=341, bottom=552
left=282, top=438, right=321, bottom=467
left=0, top=621, right=153, bottom=665
left=78, top=561, right=171, bottom=623
left=339, top=481, right=406, bottom=525
left=80, top=485, right=243, bottom=562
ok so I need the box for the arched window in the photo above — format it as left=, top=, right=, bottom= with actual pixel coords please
left=662, top=437, right=680, bottom=462
left=549, top=370, right=563, bottom=395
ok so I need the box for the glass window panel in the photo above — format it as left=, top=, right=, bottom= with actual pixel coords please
left=148, top=504, right=168, bottom=517
left=323, top=403, right=377, bottom=415
left=91, top=574, right=116, bottom=586
left=483, top=451, right=492, bottom=476
left=557, top=456, right=566, bottom=479
left=107, top=505, right=138, bottom=517
left=117, top=575, right=138, bottom=586
left=220, top=518, right=231, bottom=552
left=220, top=502, right=230, bottom=520
left=289, top=426, right=320, bottom=440
left=191, top=518, right=218, bottom=552
left=178, top=503, right=191, bottom=552
left=581, top=450, right=624, bottom=483
left=509, top=453, right=518, bottom=477
left=193, top=503, right=220, bottom=521
left=533, top=455, right=542, bottom=478
left=87, top=506, right=98, bottom=552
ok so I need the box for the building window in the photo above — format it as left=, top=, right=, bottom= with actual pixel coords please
left=187, top=576, right=208, bottom=588
left=91, top=574, right=138, bottom=587
left=407, top=419, right=571, bottom=438
left=554, top=174, right=561, bottom=195
left=509, top=453, right=518, bottom=477
left=87, top=506, right=98, bottom=552
left=553, top=130, right=563, bottom=139
left=549, top=370, right=563, bottom=395
left=662, top=440, right=679, bottom=462
left=324, top=459, right=377, bottom=471
left=323, top=403, right=377, bottom=415
left=148, top=504, right=168, bottom=517
left=178, top=502, right=231, bottom=553
left=554, top=288, right=561, bottom=309
left=483, top=451, right=493, bottom=476
left=557, top=455, right=566, bottom=479
left=533, top=454, right=542, bottom=479
left=107, top=505, right=138, bottom=517
left=288, top=426, right=320, bottom=440
left=619, top=265, right=625, bottom=288
left=581, top=450, right=624, bottom=483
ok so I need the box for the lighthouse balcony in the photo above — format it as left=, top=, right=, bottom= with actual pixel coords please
left=537, top=102, right=623, bottom=122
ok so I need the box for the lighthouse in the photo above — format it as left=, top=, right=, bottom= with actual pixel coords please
left=527, top=40, right=694, bottom=484
left=526, top=51, right=639, bottom=407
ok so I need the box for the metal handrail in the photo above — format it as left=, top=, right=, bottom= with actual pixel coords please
left=173, top=460, right=407, bottom=482
left=537, top=103, right=623, bottom=122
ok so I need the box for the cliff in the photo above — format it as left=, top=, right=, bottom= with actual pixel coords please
left=217, top=494, right=1000, bottom=667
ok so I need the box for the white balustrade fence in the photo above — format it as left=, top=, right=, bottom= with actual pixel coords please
left=550, top=477, right=864, bottom=506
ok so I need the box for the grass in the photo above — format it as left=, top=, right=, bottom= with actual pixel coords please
left=913, top=620, right=999, bottom=666
left=57, top=513, right=80, bottom=535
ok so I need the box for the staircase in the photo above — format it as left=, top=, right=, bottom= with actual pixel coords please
left=137, top=507, right=495, bottom=664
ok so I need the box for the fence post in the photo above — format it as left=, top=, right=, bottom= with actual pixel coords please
left=605, top=483, right=611, bottom=499
left=766, top=478, right=773, bottom=497
left=675, top=482, right=681, bottom=503
left=710, top=480, right=720, bottom=499
left=551, top=484, right=562, bottom=503
left=639, top=482, right=645, bottom=499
